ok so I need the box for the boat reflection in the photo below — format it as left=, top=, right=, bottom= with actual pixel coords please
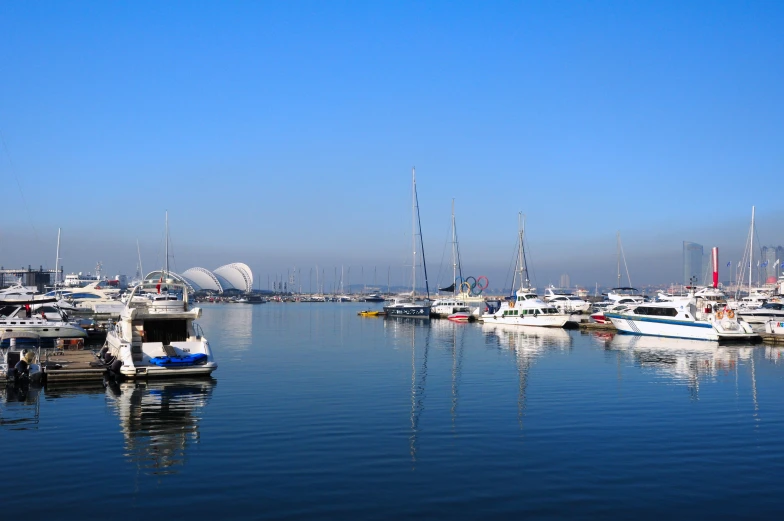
left=0, top=384, right=41, bottom=430
left=482, top=323, right=572, bottom=357
left=607, top=334, right=740, bottom=378
left=105, top=378, right=216, bottom=475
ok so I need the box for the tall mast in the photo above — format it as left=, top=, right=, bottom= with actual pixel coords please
left=412, top=167, right=417, bottom=296
left=517, top=212, right=526, bottom=291
left=749, top=206, right=755, bottom=293
left=165, top=210, right=169, bottom=277
left=137, top=239, right=143, bottom=280
left=616, top=231, right=621, bottom=288
left=54, top=228, right=61, bottom=287
left=451, top=199, right=457, bottom=296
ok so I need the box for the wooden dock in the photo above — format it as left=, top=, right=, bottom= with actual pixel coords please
left=42, top=349, right=106, bottom=383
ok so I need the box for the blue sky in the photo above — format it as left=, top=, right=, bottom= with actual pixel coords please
left=1, top=1, right=782, bottom=290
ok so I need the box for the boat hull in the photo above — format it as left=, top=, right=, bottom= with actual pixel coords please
left=479, top=313, right=570, bottom=328
left=383, top=305, right=431, bottom=319
left=606, top=313, right=757, bottom=342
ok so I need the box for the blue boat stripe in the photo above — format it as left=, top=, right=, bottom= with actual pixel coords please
left=604, top=313, right=713, bottom=329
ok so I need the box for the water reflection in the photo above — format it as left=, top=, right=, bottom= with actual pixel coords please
left=210, top=302, right=253, bottom=352
left=0, top=384, right=41, bottom=430
left=105, top=378, right=216, bottom=475
left=598, top=333, right=766, bottom=402
left=483, top=324, right=572, bottom=429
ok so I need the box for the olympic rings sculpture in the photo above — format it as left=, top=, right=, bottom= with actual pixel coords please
left=455, top=275, right=489, bottom=295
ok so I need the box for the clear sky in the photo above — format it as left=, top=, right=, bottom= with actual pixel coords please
left=1, top=1, right=782, bottom=290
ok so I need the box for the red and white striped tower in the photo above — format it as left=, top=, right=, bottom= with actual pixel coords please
left=712, top=247, right=719, bottom=288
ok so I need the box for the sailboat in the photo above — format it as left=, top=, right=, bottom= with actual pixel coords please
left=480, top=214, right=569, bottom=327
left=384, top=168, right=432, bottom=319
left=431, top=199, right=486, bottom=318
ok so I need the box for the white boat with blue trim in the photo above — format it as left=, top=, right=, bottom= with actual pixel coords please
left=605, top=299, right=757, bottom=341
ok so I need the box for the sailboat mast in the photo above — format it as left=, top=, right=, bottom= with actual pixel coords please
left=616, top=231, right=621, bottom=288
left=412, top=168, right=417, bottom=296
left=749, top=206, right=755, bottom=293
left=165, top=210, right=169, bottom=277
left=54, top=228, right=61, bottom=287
left=451, top=199, right=457, bottom=296
left=517, top=212, right=525, bottom=291
left=137, top=239, right=143, bottom=280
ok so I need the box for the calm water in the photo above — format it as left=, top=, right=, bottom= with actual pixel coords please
left=4, top=303, right=784, bottom=519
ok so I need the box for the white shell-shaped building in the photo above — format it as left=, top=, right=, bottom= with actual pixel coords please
left=146, top=262, right=253, bottom=294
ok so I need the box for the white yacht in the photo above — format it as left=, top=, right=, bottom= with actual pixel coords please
left=737, top=302, right=784, bottom=324
left=482, top=290, right=570, bottom=327
left=605, top=295, right=757, bottom=341
left=42, top=282, right=124, bottom=316
left=104, top=280, right=217, bottom=379
left=0, top=283, right=39, bottom=302
left=480, top=214, right=570, bottom=328
left=543, top=286, right=591, bottom=313
left=0, top=304, right=87, bottom=339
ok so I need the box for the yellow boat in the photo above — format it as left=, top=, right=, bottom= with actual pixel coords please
left=358, top=310, right=383, bottom=317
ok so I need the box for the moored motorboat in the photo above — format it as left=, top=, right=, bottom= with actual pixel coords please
left=0, top=304, right=87, bottom=339
left=104, top=280, right=217, bottom=379
left=447, top=306, right=471, bottom=322
left=605, top=298, right=757, bottom=342
left=479, top=213, right=570, bottom=328
left=0, top=332, right=43, bottom=384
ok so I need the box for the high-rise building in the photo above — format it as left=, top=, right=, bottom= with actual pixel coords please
left=761, top=246, right=783, bottom=282
left=683, top=241, right=703, bottom=286
left=559, top=273, right=570, bottom=288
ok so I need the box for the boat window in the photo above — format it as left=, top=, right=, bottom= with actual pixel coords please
left=514, top=310, right=519, bottom=315
left=633, top=306, right=678, bottom=317
left=144, top=319, right=188, bottom=344
left=70, top=293, right=101, bottom=299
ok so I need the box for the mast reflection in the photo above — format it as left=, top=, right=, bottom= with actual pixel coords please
left=483, top=324, right=572, bottom=427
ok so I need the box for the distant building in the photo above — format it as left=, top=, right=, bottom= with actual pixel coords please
left=683, top=241, right=704, bottom=286
left=761, top=246, right=783, bottom=281
left=559, top=273, right=570, bottom=288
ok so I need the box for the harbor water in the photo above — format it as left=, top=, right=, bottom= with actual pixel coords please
left=4, top=302, right=784, bottom=519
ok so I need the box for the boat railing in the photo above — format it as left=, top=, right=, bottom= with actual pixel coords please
left=192, top=322, right=205, bottom=340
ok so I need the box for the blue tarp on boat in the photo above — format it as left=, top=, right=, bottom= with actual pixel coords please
left=149, top=353, right=208, bottom=367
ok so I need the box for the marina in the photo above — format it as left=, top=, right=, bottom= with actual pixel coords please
left=3, top=2, right=784, bottom=517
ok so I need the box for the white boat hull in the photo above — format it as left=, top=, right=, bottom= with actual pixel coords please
left=480, top=312, right=570, bottom=328
left=765, top=320, right=784, bottom=335
left=606, top=314, right=757, bottom=341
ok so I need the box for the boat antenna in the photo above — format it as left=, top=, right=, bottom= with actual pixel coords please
left=414, top=169, right=430, bottom=298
